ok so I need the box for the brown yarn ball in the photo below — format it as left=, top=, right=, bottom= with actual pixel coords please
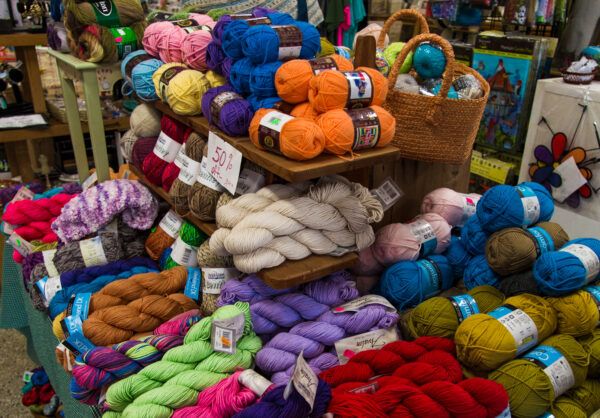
left=188, top=142, right=224, bottom=221
left=485, top=222, right=570, bottom=276
left=169, top=132, right=206, bottom=215
left=197, top=240, right=235, bottom=316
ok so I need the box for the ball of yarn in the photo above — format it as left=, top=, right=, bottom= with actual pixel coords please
left=421, top=188, right=481, bottom=227
left=119, top=130, right=140, bottom=162
left=121, top=51, right=163, bottom=101
left=181, top=28, right=214, bottom=70
left=460, top=215, right=490, bottom=255
left=275, top=55, right=354, bottom=104
left=477, top=182, right=554, bottom=232
left=221, top=56, right=234, bottom=79
left=68, top=22, right=146, bottom=64
left=142, top=21, right=172, bottom=58
left=383, top=42, right=413, bottom=74
left=157, top=19, right=214, bottom=63
left=371, top=213, right=452, bottom=266
left=164, top=221, right=208, bottom=269
left=131, top=137, right=157, bottom=171
left=242, top=21, right=321, bottom=65
left=375, top=48, right=390, bottom=76
left=579, top=328, right=600, bottom=378
left=486, top=222, right=569, bottom=276
left=533, top=238, right=600, bottom=296
left=169, top=133, right=206, bottom=214
left=229, top=57, right=255, bottom=94
left=201, top=85, right=254, bottom=137
left=205, top=70, right=226, bottom=88
left=498, top=270, right=539, bottom=297
left=317, top=37, right=335, bottom=57
left=455, top=293, right=558, bottom=372
left=463, top=254, right=500, bottom=290
left=130, top=103, right=162, bottom=138
left=443, top=236, right=471, bottom=279
left=489, top=334, right=589, bottom=417
left=290, top=102, right=320, bottom=120
left=246, top=95, right=282, bottom=111
left=552, top=380, right=600, bottom=418
left=249, top=108, right=326, bottom=160
left=152, top=63, right=211, bottom=115
left=547, top=289, right=600, bottom=337
left=408, top=285, right=505, bottom=339
left=413, top=43, right=447, bottom=79
left=145, top=211, right=184, bottom=261
left=308, top=67, right=388, bottom=113
left=317, top=106, right=395, bottom=155
left=206, top=40, right=225, bottom=72
left=249, top=61, right=283, bottom=97
left=187, top=163, right=225, bottom=222
left=393, top=73, right=420, bottom=93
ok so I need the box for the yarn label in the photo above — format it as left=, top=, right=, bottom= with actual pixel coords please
left=82, top=171, right=98, bottom=190
left=202, top=267, right=241, bottom=294
left=110, top=27, right=137, bottom=59
left=231, top=14, right=254, bottom=19
left=174, top=144, right=187, bottom=168
left=159, top=65, right=188, bottom=103
left=258, top=111, right=294, bottom=156
left=22, top=371, right=33, bottom=383
left=448, top=295, right=480, bottom=323
left=409, top=218, right=437, bottom=256
left=495, top=406, right=511, bottom=418
left=170, top=237, right=199, bottom=267
left=238, top=369, right=272, bottom=397
left=184, top=267, right=202, bottom=302
left=308, top=56, right=339, bottom=75
left=347, top=108, right=381, bottom=150
left=172, top=19, right=212, bottom=34
left=334, top=326, right=400, bottom=365
left=349, top=381, right=380, bottom=394
left=526, top=227, right=554, bottom=256
left=283, top=351, right=318, bottom=412
left=62, top=315, right=95, bottom=355
left=198, top=157, right=226, bottom=192
left=154, top=131, right=182, bottom=163
left=210, top=91, right=243, bottom=126
left=67, top=293, right=91, bottom=321
left=459, top=195, right=478, bottom=226
left=371, top=177, right=403, bottom=211
left=88, top=0, right=120, bottom=28
left=42, top=249, right=59, bottom=278
left=10, top=185, right=35, bottom=203
left=8, top=232, right=34, bottom=257
left=273, top=100, right=295, bottom=114
left=158, top=210, right=184, bottom=239
left=522, top=345, right=575, bottom=397
left=235, top=168, right=265, bottom=195
left=343, top=71, right=373, bottom=109
left=206, top=132, right=243, bottom=194
left=560, top=244, right=600, bottom=284
left=211, top=312, right=245, bottom=354
left=333, top=295, right=396, bottom=314
left=271, top=26, right=303, bottom=60
left=79, top=236, right=108, bottom=267
left=37, top=276, right=62, bottom=305
left=124, top=52, right=152, bottom=79
left=488, top=304, right=538, bottom=355
left=417, top=259, right=442, bottom=299
left=583, top=286, right=600, bottom=325
left=515, top=185, right=540, bottom=226
left=245, top=17, right=271, bottom=26
left=178, top=155, right=203, bottom=186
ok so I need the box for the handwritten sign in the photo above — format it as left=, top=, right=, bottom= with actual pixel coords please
left=206, top=132, right=242, bottom=194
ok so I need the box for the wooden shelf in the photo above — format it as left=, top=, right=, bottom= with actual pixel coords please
left=0, top=116, right=130, bottom=143
left=0, top=32, right=47, bottom=47
left=153, top=101, right=402, bottom=183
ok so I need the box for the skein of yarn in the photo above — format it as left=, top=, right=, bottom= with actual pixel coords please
left=121, top=51, right=164, bottom=101
left=229, top=57, right=255, bottom=94
left=476, top=182, right=554, bottom=232
left=548, top=288, right=600, bottom=337
left=455, top=293, right=558, bottom=372
left=145, top=210, right=184, bottom=261
left=461, top=215, right=491, bottom=255
left=52, top=233, right=125, bottom=274
left=201, top=85, right=254, bottom=137
left=489, top=334, right=589, bottom=417
left=130, top=103, right=162, bottom=138
left=552, top=380, right=600, bottom=418
left=197, top=241, right=238, bottom=316
left=485, top=222, right=570, bottom=275
left=152, top=63, right=211, bottom=115
left=291, top=101, right=320, bottom=119
left=249, top=61, right=283, bottom=97
left=421, top=188, right=481, bottom=227
left=498, top=270, right=540, bottom=297
left=71, top=23, right=144, bottom=63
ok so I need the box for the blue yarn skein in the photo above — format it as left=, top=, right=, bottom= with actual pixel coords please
left=461, top=216, right=490, bottom=256
left=230, top=57, right=256, bottom=94
left=533, top=238, right=600, bottom=296
left=413, top=43, right=446, bottom=79
left=31, top=369, right=49, bottom=386
left=463, top=254, right=500, bottom=290
left=49, top=266, right=158, bottom=319
left=243, top=21, right=321, bottom=65
left=222, top=13, right=295, bottom=60
left=121, top=51, right=164, bottom=101
left=59, top=257, right=158, bottom=288
left=444, top=236, right=471, bottom=279
left=477, top=182, right=554, bottom=233
left=159, top=247, right=172, bottom=270
left=250, top=61, right=283, bottom=97
left=247, top=95, right=282, bottom=111
left=378, top=254, right=454, bottom=311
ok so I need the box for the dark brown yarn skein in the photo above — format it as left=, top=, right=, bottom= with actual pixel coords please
left=485, top=222, right=569, bottom=276
left=169, top=132, right=206, bottom=215
left=498, top=270, right=539, bottom=297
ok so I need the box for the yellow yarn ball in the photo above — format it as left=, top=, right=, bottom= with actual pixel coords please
left=317, top=37, right=336, bottom=57
left=53, top=311, right=66, bottom=340
left=547, top=289, right=600, bottom=337
left=455, top=294, right=557, bottom=372
left=579, top=328, right=600, bottom=378
left=489, top=334, right=589, bottom=418
left=552, top=380, right=600, bottom=418
left=205, top=70, right=226, bottom=87
left=152, top=62, right=210, bottom=116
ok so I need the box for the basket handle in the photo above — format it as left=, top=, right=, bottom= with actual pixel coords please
left=376, top=9, right=429, bottom=49
left=388, top=33, right=456, bottom=99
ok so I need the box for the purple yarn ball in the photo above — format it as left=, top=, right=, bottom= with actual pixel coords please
left=206, top=40, right=226, bottom=73
left=221, top=56, right=234, bottom=80
left=201, top=85, right=254, bottom=137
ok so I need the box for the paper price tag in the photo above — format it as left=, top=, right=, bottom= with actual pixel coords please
left=10, top=186, right=35, bottom=204
left=335, top=326, right=399, bottom=365
left=211, top=313, right=245, bottom=354
left=206, top=132, right=242, bottom=194
left=238, top=369, right=273, bottom=397
left=332, top=295, right=396, bottom=314
left=371, top=177, right=403, bottom=211
left=23, top=371, right=33, bottom=383
left=8, top=232, right=34, bottom=257
left=283, top=351, right=318, bottom=411
left=82, top=172, right=98, bottom=191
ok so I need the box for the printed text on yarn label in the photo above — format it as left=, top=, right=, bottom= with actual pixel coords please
left=334, top=326, right=399, bottom=364
left=158, top=65, right=188, bottom=103
left=333, top=295, right=396, bottom=314
left=448, top=295, right=480, bottom=322
left=37, top=275, right=62, bottom=305
left=371, top=177, right=403, bottom=211
left=522, top=345, right=575, bottom=397
left=10, top=185, right=35, bottom=203
left=515, top=185, right=540, bottom=226
left=42, top=249, right=59, bottom=277
left=488, top=305, right=538, bottom=355
left=583, top=286, right=600, bottom=325
left=238, top=370, right=273, bottom=397
left=63, top=315, right=95, bottom=355
left=459, top=194, right=478, bottom=226
left=184, top=268, right=201, bottom=301
left=308, top=56, right=339, bottom=75
left=211, top=313, right=245, bottom=354
left=258, top=111, right=294, bottom=156
left=236, top=168, right=266, bottom=195
left=526, top=227, right=554, bottom=256
left=417, top=259, right=442, bottom=299
left=560, top=244, right=600, bottom=284
left=158, top=210, right=184, bottom=239
left=79, top=236, right=108, bottom=268
left=154, top=131, right=182, bottom=163
left=343, top=71, right=373, bottom=108
left=170, top=237, right=199, bottom=267
left=8, top=232, right=34, bottom=257
left=202, top=267, right=240, bottom=294
left=174, top=144, right=187, bottom=168
left=68, top=293, right=91, bottom=321
left=284, top=351, right=318, bottom=411
left=347, top=108, right=381, bottom=150
left=271, top=25, right=303, bottom=60
left=207, top=132, right=242, bottom=194
left=198, top=157, right=226, bottom=192
left=110, top=27, right=137, bottom=59
left=178, top=154, right=203, bottom=186
left=210, top=91, right=244, bottom=126
left=409, top=218, right=437, bottom=256
left=88, top=0, right=120, bottom=28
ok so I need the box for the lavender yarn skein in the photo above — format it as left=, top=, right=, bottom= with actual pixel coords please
left=201, top=85, right=254, bottom=137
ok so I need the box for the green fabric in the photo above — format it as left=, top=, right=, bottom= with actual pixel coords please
left=342, top=0, right=366, bottom=49
left=0, top=245, right=100, bottom=417
left=324, top=0, right=348, bottom=44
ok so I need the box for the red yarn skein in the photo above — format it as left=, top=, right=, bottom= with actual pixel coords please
left=3, top=194, right=75, bottom=224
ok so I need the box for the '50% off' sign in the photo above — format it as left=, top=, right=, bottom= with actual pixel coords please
left=206, top=132, right=243, bottom=194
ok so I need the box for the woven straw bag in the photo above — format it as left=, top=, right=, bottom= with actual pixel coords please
left=378, top=10, right=490, bottom=165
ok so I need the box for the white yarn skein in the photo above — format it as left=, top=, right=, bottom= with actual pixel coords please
left=120, top=130, right=140, bottom=162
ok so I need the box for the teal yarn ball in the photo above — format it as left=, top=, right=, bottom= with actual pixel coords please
left=432, top=83, right=459, bottom=99
left=413, top=43, right=446, bottom=79
left=250, top=61, right=283, bottom=97
left=121, top=51, right=164, bottom=101
left=463, top=254, right=500, bottom=290
left=230, top=58, right=255, bottom=95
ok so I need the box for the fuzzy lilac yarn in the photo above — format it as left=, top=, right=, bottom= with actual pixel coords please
left=51, top=179, right=158, bottom=243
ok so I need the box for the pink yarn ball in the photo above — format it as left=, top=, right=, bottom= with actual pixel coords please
left=182, top=30, right=213, bottom=70
left=421, top=188, right=481, bottom=227
left=187, top=14, right=215, bottom=26
left=159, top=28, right=187, bottom=63
left=142, top=22, right=173, bottom=58
left=371, top=213, right=452, bottom=266
left=352, top=246, right=383, bottom=276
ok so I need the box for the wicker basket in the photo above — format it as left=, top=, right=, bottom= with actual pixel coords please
left=378, top=10, right=490, bottom=165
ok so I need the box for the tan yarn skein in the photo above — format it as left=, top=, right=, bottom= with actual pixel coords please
left=169, top=132, right=206, bottom=215
left=188, top=142, right=224, bottom=221
left=196, top=240, right=236, bottom=316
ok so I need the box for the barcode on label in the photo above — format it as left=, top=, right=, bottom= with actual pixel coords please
left=371, top=177, right=403, bottom=211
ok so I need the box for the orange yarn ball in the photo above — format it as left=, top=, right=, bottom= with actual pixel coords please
left=249, top=108, right=326, bottom=161
left=317, top=105, right=396, bottom=155
left=275, top=54, right=354, bottom=104
left=290, top=102, right=321, bottom=120
left=308, top=66, right=388, bottom=113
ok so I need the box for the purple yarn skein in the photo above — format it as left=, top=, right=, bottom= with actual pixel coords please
left=201, top=85, right=254, bottom=137
left=221, top=57, right=234, bottom=80
left=206, top=41, right=225, bottom=73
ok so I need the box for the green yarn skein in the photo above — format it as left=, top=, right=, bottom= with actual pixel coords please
left=105, top=302, right=261, bottom=416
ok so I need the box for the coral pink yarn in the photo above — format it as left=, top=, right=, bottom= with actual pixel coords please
left=421, top=188, right=481, bottom=227
left=181, top=30, right=213, bottom=70
left=143, top=22, right=173, bottom=58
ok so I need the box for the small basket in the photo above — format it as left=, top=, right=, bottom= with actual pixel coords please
left=378, top=10, right=490, bottom=165
left=561, top=69, right=598, bottom=85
